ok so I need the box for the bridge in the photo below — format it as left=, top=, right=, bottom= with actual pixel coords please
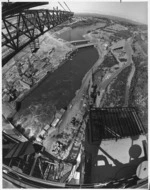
left=70, top=39, right=90, bottom=45
left=75, top=43, right=96, bottom=49
left=70, top=39, right=95, bottom=49
left=2, top=2, right=74, bottom=66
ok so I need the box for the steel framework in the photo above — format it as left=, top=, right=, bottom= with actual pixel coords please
left=2, top=8, right=73, bottom=66
left=88, top=107, right=146, bottom=144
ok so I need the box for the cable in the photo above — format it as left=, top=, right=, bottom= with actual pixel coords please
left=64, top=2, right=71, bottom=12
left=58, top=2, right=66, bottom=11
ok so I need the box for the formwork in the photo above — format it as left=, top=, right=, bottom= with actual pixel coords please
left=88, top=107, right=146, bottom=144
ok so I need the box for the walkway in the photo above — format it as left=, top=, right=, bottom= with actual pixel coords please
left=76, top=43, right=95, bottom=49
left=70, top=39, right=90, bottom=45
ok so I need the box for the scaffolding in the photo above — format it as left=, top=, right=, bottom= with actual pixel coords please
left=88, top=107, right=146, bottom=144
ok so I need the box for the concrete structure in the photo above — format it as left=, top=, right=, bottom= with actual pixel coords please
left=76, top=43, right=96, bottom=49
left=111, top=39, right=125, bottom=50
left=70, top=39, right=90, bottom=45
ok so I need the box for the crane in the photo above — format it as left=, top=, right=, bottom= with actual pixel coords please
left=58, top=2, right=66, bottom=11
left=64, top=2, right=71, bottom=12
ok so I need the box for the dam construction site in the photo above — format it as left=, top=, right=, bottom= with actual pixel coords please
left=2, top=1, right=148, bottom=189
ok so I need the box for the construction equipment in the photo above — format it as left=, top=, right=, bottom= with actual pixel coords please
left=58, top=2, right=66, bottom=11
left=64, top=2, right=71, bottom=12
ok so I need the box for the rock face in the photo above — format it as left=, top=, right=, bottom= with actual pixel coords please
left=2, top=31, right=72, bottom=119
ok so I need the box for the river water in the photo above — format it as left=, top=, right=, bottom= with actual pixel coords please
left=13, top=25, right=99, bottom=136
left=58, top=22, right=106, bottom=41
left=20, top=47, right=98, bottom=111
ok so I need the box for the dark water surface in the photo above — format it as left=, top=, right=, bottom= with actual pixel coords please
left=58, top=22, right=106, bottom=41
left=21, top=47, right=98, bottom=110
left=14, top=47, right=99, bottom=133
left=13, top=23, right=101, bottom=133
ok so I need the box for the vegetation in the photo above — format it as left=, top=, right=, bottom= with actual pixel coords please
left=102, top=65, right=132, bottom=107
left=129, top=55, right=148, bottom=131
left=99, top=52, right=118, bottom=68
left=115, top=30, right=132, bottom=39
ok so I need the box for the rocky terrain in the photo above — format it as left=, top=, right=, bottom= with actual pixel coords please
left=2, top=15, right=148, bottom=154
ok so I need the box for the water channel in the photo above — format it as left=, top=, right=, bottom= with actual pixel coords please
left=58, top=22, right=106, bottom=41
left=13, top=24, right=100, bottom=136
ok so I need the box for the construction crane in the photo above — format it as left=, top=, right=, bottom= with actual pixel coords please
left=64, top=2, right=71, bottom=12
left=58, top=2, right=66, bottom=11
left=53, top=6, right=58, bottom=11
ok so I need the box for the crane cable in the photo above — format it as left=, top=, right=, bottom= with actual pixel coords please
left=64, top=2, right=71, bottom=12
left=58, top=2, right=66, bottom=11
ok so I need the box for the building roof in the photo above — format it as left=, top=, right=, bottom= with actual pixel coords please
left=55, top=112, right=62, bottom=119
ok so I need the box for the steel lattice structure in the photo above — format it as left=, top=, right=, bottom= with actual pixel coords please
left=2, top=3, right=74, bottom=66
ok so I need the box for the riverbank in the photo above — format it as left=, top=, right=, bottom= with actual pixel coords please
left=2, top=18, right=107, bottom=120
left=43, top=33, right=108, bottom=158
left=3, top=17, right=105, bottom=120
left=11, top=45, right=98, bottom=140
left=15, top=49, right=76, bottom=103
